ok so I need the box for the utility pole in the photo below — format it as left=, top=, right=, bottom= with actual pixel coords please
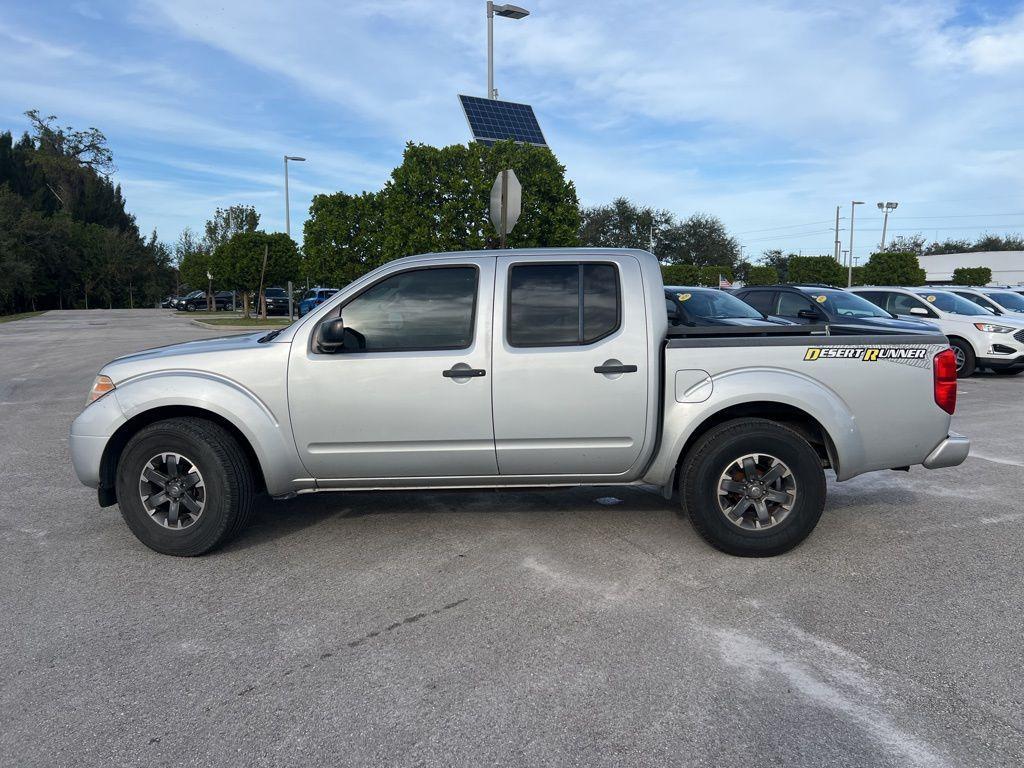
left=848, top=201, right=864, bottom=287
left=833, top=206, right=841, bottom=261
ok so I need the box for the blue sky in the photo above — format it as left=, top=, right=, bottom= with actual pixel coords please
left=1, top=0, right=1023, bottom=262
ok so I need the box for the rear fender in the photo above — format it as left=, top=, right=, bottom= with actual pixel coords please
left=644, top=367, right=864, bottom=485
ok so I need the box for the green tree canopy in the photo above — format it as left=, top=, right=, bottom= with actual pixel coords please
left=745, top=265, right=779, bottom=285
left=662, top=213, right=739, bottom=268
left=303, top=141, right=580, bottom=287
left=698, top=265, right=733, bottom=287
left=579, top=197, right=673, bottom=256
left=860, top=252, right=926, bottom=286
left=660, top=263, right=700, bottom=286
left=951, top=267, right=992, bottom=286
left=209, top=231, right=300, bottom=316
left=787, top=255, right=846, bottom=286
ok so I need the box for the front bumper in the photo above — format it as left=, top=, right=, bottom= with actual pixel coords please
left=69, top=392, right=126, bottom=488
left=922, top=431, right=970, bottom=469
left=977, top=353, right=1024, bottom=371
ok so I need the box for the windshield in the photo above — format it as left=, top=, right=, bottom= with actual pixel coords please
left=303, top=291, right=317, bottom=300
left=668, top=288, right=762, bottom=319
left=912, top=290, right=988, bottom=315
left=987, top=291, right=1024, bottom=311
left=265, top=288, right=286, bottom=298
left=806, top=289, right=891, bottom=318
left=186, top=290, right=203, bottom=298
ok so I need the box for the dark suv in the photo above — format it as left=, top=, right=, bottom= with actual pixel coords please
left=263, top=287, right=290, bottom=316
left=733, top=285, right=940, bottom=334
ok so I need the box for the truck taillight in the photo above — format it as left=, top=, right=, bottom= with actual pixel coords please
left=933, top=349, right=957, bottom=414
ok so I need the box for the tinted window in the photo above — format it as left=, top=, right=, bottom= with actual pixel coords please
left=670, top=288, right=762, bottom=319
left=807, top=289, right=891, bottom=318
left=911, top=290, right=989, bottom=315
left=777, top=292, right=815, bottom=316
left=889, top=293, right=929, bottom=315
left=988, top=291, right=1024, bottom=311
left=954, top=291, right=997, bottom=311
left=739, top=291, right=775, bottom=315
left=508, top=263, right=620, bottom=347
left=265, top=288, right=286, bottom=298
left=339, top=267, right=477, bottom=352
left=582, top=264, right=619, bottom=342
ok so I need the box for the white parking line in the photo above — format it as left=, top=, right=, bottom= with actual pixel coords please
left=970, top=452, right=1024, bottom=468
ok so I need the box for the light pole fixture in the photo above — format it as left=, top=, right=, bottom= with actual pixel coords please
left=848, top=200, right=864, bottom=287
left=284, top=155, right=306, bottom=239
left=487, top=2, right=529, bottom=99
left=877, top=201, right=898, bottom=250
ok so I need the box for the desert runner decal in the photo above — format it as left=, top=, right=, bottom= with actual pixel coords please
left=802, top=344, right=942, bottom=369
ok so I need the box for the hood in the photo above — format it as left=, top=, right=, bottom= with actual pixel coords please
left=103, top=332, right=281, bottom=382
left=831, top=315, right=940, bottom=334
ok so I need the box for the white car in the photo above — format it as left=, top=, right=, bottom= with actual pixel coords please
left=851, top=286, right=1024, bottom=377
left=944, top=286, right=1024, bottom=317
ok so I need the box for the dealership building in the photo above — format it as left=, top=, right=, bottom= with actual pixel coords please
left=920, top=251, right=1024, bottom=286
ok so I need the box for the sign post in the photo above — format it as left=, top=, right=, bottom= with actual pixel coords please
left=489, top=169, right=522, bottom=249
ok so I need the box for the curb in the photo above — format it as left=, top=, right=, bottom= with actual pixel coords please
left=189, top=319, right=292, bottom=331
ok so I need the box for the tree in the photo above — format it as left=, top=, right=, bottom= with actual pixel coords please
left=661, top=264, right=700, bottom=286
left=203, top=205, right=260, bottom=252
left=579, top=197, right=674, bottom=258
left=879, top=234, right=926, bottom=256
left=925, top=238, right=972, bottom=255
left=303, top=140, right=579, bottom=285
left=209, top=231, right=300, bottom=317
left=745, top=265, right=778, bottom=285
left=952, top=267, right=992, bottom=285
left=698, top=265, right=733, bottom=287
left=662, top=213, right=739, bottom=268
left=303, top=191, right=385, bottom=287
left=860, top=252, right=926, bottom=286
left=787, top=255, right=846, bottom=286
left=758, top=249, right=791, bottom=282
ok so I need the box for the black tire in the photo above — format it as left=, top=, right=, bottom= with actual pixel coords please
left=949, top=337, right=976, bottom=378
left=995, top=368, right=1024, bottom=376
left=115, top=418, right=255, bottom=556
left=680, top=418, right=826, bottom=557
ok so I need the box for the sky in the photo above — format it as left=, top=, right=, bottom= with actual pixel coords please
left=1, top=0, right=1023, bottom=263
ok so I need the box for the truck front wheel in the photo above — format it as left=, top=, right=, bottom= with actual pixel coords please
left=114, top=417, right=255, bottom=556
left=680, top=418, right=826, bottom=557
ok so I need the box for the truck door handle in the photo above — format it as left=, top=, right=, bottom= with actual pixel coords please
left=442, top=367, right=486, bottom=378
left=594, top=364, right=637, bottom=374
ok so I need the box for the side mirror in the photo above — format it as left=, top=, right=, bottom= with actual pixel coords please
left=909, top=306, right=930, bottom=316
left=316, top=317, right=346, bottom=353
left=797, top=309, right=820, bottom=320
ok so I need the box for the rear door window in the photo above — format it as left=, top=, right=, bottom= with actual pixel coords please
left=508, top=263, right=621, bottom=347
left=777, top=292, right=815, bottom=317
left=739, top=291, right=775, bottom=315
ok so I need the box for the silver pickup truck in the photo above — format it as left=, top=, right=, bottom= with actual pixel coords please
left=70, top=248, right=969, bottom=557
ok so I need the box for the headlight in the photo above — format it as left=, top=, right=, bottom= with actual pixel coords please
left=974, top=323, right=1016, bottom=333
left=87, top=375, right=115, bottom=404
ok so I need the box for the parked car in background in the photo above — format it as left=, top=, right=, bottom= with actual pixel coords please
left=851, top=286, right=1024, bottom=377
left=664, top=286, right=794, bottom=327
left=177, top=290, right=236, bottom=312
left=298, top=287, right=339, bottom=318
left=160, top=295, right=176, bottom=309
left=263, top=287, right=290, bottom=316
left=945, top=286, right=1024, bottom=316
left=171, top=290, right=204, bottom=310
left=733, top=285, right=940, bottom=335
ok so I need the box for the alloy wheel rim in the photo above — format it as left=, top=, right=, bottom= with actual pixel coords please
left=953, top=346, right=966, bottom=371
left=138, top=452, right=206, bottom=530
left=717, top=453, right=797, bottom=530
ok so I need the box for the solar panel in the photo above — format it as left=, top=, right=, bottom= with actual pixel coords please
left=459, top=94, right=547, bottom=147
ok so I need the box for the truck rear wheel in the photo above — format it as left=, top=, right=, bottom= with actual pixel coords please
left=680, top=418, right=826, bottom=557
left=114, top=417, right=255, bottom=556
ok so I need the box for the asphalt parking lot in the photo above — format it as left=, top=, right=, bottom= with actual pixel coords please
left=2, top=309, right=1022, bottom=767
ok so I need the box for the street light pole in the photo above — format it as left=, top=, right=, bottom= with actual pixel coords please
left=848, top=200, right=864, bottom=287
left=283, top=155, right=306, bottom=239
left=833, top=205, right=841, bottom=261
left=486, top=2, right=529, bottom=99
left=877, top=201, right=898, bottom=250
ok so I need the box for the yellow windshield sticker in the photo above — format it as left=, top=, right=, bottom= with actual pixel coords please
left=815, top=295, right=827, bottom=303
left=677, top=293, right=691, bottom=301
left=926, top=295, right=936, bottom=302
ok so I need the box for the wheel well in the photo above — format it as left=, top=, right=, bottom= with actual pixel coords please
left=97, top=406, right=267, bottom=506
left=945, top=335, right=972, bottom=352
left=676, top=402, right=835, bottom=473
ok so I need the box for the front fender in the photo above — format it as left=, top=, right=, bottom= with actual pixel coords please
left=111, top=370, right=308, bottom=495
left=643, top=367, right=865, bottom=486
